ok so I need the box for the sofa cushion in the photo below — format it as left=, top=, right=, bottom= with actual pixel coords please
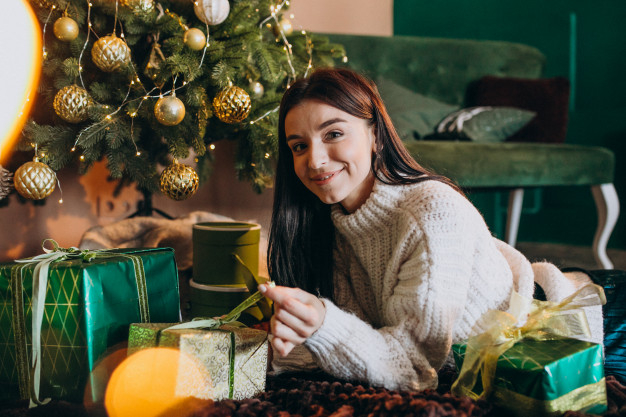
left=375, top=77, right=458, bottom=140
left=426, top=106, right=536, bottom=142
left=467, top=76, right=570, bottom=143
left=404, top=141, right=615, bottom=188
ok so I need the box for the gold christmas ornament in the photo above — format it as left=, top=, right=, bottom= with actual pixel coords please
left=249, top=80, right=264, bottom=99
left=14, top=158, right=56, bottom=200
left=53, top=16, right=79, bottom=42
left=213, top=85, right=251, bottom=124
left=159, top=160, right=199, bottom=201
left=193, top=0, right=230, bottom=25
left=120, top=0, right=154, bottom=13
left=183, top=28, right=206, bottom=51
left=154, top=95, right=186, bottom=126
left=53, top=84, right=92, bottom=123
left=273, top=17, right=293, bottom=37
left=91, top=34, right=131, bottom=72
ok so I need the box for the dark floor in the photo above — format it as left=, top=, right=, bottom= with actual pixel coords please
left=516, top=241, right=626, bottom=271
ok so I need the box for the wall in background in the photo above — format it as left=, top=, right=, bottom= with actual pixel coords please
left=0, top=0, right=393, bottom=261
left=394, top=0, right=626, bottom=249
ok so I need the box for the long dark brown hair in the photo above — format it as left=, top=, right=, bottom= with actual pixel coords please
left=268, top=67, right=459, bottom=299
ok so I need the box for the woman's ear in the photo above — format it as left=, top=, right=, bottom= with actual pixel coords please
left=370, top=125, right=377, bottom=153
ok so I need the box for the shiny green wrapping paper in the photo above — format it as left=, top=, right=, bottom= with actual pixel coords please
left=452, top=338, right=607, bottom=416
left=127, top=322, right=268, bottom=400
left=0, top=247, right=180, bottom=402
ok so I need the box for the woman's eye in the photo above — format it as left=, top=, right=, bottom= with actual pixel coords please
left=326, top=131, right=342, bottom=140
left=291, top=143, right=306, bottom=152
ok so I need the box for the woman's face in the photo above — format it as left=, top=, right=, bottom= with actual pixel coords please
left=284, top=99, right=376, bottom=213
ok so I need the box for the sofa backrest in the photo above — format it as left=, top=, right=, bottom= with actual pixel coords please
left=326, top=34, right=546, bottom=106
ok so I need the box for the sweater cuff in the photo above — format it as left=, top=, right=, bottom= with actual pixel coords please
left=305, top=298, right=366, bottom=355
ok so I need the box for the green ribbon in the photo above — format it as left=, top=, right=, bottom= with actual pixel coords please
left=12, top=239, right=150, bottom=407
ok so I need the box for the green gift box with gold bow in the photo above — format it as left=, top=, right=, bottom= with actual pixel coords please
left=0, top=242, right=180, bottom=405
left=451, top=285, right=608, bottom=416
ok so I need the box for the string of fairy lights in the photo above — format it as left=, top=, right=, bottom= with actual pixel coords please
left=20, top=0, right=347, bottom=203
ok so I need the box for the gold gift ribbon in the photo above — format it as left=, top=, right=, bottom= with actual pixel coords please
left=451, top=283, right=606, bottom=401
left=492, top=378, right=607, bottom=416
left=12, top=239, right=151, bottom=407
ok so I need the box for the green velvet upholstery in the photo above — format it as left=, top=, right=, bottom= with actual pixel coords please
left=327, top=34, right=545, bottom=106
left=405, top=141, right=615, bottom=188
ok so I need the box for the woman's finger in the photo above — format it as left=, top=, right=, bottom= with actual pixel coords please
left=270, top=334, right=295, bottom=357
left=271, top=314, right=307, bottom=344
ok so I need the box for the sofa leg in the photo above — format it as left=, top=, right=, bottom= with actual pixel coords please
left=505, top=188, right=524, bottom=247
left=591, top=183, right=620, bottom=269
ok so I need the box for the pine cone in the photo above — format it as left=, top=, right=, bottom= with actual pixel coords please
left=0, top=164, right=13, bottom=200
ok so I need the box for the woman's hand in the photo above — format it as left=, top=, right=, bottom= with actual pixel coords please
left=259, top=284, right=326, bottom=357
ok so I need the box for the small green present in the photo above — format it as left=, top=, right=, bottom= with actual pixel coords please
left=451, top=284, right=608, bottom=416
left=127, top=322, right=268, bottom=401
left=452, top=338, right=607, bottom=416
left=0, top=242, right=180, bottom=405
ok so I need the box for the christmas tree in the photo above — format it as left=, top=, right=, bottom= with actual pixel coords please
left=17, top=0, right=345, bottom=200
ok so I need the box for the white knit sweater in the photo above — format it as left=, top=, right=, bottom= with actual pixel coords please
left=271, top=180, right=603, bottom=390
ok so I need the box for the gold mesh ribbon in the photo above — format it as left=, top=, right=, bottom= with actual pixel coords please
left=13, top=239, right=150, bottom=407
left=451, top=284, right=606, bottom=401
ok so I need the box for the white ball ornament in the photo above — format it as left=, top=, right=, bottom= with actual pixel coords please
left=193, top=0, right=230, bottom=25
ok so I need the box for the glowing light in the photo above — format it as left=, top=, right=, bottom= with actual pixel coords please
left=209, top=144, right=215, bottom=150
left=0, top=0, right=42, bottom=165
left=58, top=198, right=63, bottom=204
left=264, top=153, right=270, bottom=159
left=80, top=155, right=85, bottom=161
left=136, top=151, right=141, bottom=156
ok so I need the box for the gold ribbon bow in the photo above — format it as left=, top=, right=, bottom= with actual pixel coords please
left=13, top=239, right=150, bottom=407
left=451, top=283, right=606, bottom=400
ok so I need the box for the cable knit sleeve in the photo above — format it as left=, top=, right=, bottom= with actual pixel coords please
left=304, top=182, right=485, bottom=391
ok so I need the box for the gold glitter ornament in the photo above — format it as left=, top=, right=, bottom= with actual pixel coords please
left=184, top=28, right=206, bottom=51
left=14, top=158, right=56, bottom=200
left=53, top=84, right=92, bottom=123
left=53, top=16, right=79, bottom=42
left=193, top=0, right=230, bottom=25
left=154, top=95, right=186, bottom=126
left=91, top=34, right=131, bottom=72
left=159, top=160, right=199, bottom=201
left=120, top=0, right=154, bottom=13
left=213, top=85, right=251, bottom=124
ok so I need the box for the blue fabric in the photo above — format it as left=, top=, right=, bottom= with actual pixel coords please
left=589, top=269, right=626, bottom=385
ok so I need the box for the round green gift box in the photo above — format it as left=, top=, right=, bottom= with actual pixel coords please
left=188, top=279, right=264, bottom=322
left=192, top=221, right=261, bottom=286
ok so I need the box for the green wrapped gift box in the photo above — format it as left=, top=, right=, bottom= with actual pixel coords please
left=452, top=338, right=607, bottom=416
left=0, top=247, right=180, bottom=403
left=128, top=322, right=268, bottom=401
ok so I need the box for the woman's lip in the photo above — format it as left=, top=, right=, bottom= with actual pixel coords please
left=310, top=169, right=341, bottom=184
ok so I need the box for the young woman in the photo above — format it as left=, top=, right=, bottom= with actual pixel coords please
left=258, top=67, right=601, bottom=391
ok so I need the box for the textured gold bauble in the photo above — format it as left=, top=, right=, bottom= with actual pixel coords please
left=159, top=161, right=199, bottom=201
left=53, top=84, right=92, bottom=123
left=154, top=95, right=186, bottom=126
left=53, top=16, right=79, bottom=42
left=91, top=34, right=131, bottom=72
left=213, top=85, right=251, bottom=124
left=120, top=0, right=154, bottom=13
left=183, top=28, right=206, bottom=51
left=14, top=159, right=56, bottom=200
left=193, top=0, right=230, bottom=25
left=249, top=80, right=264, bottom=99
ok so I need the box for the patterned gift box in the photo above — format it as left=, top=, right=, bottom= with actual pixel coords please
left=127, top=322, right=268, bottom=400
left=453, top=337, right=607, bottom=416
left=0, top=246, right=180, bottom=404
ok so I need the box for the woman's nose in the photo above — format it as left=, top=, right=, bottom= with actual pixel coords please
left=307, top=143, right=328, bottom=169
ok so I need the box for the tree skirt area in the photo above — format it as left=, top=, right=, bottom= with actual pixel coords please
left=1, top=367, right=625, bottom=417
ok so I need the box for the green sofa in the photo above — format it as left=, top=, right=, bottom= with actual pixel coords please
left=327, top=34, right=619, bottom=268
